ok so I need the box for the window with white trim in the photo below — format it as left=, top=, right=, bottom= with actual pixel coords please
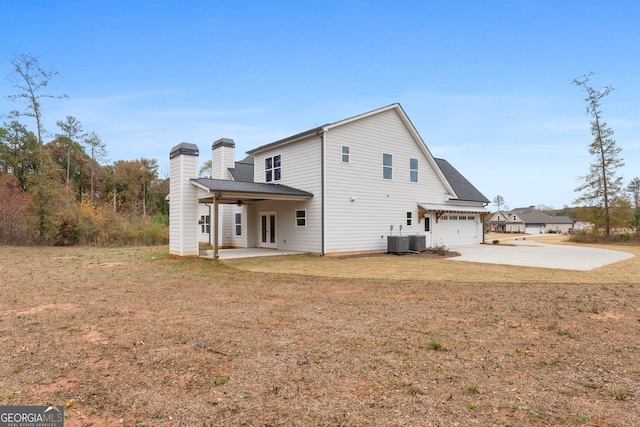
left=295, top=210, right=306, bottom=227
left=265, top=154, right=281, bottom=182
left=235, top=213, right=242, bottom=236
left=406, top=212, right=412, bottom=226
left=341, top=146, right=350, bottom=163
left=410, top=158, right=418, bottom=182
left=383, top=153, right=392, bottom=179
left=200, top=215, right=210, bottom=234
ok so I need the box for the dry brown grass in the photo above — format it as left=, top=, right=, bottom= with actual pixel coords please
left=225, top=234, right=640, bottom=285
left=1, top=241, right=639, bottom=426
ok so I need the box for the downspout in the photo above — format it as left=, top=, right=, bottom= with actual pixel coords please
left=317, top=128, right=326, bottom=256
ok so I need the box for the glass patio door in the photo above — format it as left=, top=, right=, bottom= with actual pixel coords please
left=260, top=212, right=277, bottom=248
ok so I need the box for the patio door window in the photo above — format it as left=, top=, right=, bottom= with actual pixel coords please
left=260, top=212, right=277, bottom=248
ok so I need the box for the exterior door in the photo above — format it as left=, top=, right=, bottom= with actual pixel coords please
left=260, top=212, right=277, bottom=248
left=423, top=215, right=433, bottom=248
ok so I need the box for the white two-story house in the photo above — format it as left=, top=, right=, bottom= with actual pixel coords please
left=169, top=103, right=490, bottom=257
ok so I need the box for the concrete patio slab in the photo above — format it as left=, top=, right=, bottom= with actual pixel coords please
left=206, top=248, right=305, bottom=260
left=449, top=240, right=634, bottom=271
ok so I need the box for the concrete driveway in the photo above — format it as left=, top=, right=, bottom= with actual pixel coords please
left=449, top=239, right=634, bottom=271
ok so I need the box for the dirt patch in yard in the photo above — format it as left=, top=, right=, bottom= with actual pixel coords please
left=0, top=243, right=638, bottom=426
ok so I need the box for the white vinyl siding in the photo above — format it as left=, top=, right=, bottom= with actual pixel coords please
left=323, top=108, right=454, bottom=253
left=169, top=152, right=199, bottom=256
left=251, top=135, right=321, bottom=253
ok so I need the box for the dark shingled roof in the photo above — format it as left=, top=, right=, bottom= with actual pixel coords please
left=510, top=207, right=574, bottom=225
left=228, top=155, right=254, bottom=182
left=434, top=158, right=489, bottom=203
left=192, top=178, right=313, bottom=198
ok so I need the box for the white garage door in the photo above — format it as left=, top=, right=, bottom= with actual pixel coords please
left=437, top=214, right=479, bottom=247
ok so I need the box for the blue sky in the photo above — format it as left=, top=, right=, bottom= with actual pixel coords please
left=1, top=0, right=638, bottom=209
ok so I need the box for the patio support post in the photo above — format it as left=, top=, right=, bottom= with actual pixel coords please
left=213, top=193, right=219, bottom=259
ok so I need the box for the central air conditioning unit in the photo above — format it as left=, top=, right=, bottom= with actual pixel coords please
left=409, top=234, right=427, bottom=252
left=387, top=235, right=410, bottom=254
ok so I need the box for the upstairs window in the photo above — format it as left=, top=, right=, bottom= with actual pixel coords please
left=410, top=158, right=418, bottom=182
left=383, top=153, right=393, bottom=180
left=265, top=155, right=281, bottom=182
left=341, top=146, right=350, bottom=163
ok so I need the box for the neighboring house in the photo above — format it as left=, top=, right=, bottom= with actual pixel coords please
left=487, top=206, right=574, bottom=234
left=169, top=103, right=490, bottom=257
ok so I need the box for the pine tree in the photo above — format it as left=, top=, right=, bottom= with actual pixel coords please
left=573, top=73, right=624, bottom=240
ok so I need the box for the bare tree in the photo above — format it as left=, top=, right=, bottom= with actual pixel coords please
left=6, top=54, right=67, bottom=240
left=573, top=73, right=624, bottom=240
left=7, top=54, right=67, bottom=167
left=83, top=131, right=107, bottom=207
left=492, top=194, right=505, bottom=212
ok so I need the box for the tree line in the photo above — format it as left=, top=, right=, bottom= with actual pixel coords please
left=0, top=54, right=168, bottom=245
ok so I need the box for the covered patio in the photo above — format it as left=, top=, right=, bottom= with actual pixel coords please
left=192, top=178, right=313, bottom=259
left=202, top=247, right=307, bottom=260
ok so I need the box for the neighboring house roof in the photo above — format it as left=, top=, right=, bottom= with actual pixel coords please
left=228, top=155, right=254, bottom=182
left=511, top=207, right=573, bottom=225
left=434, top=158, right=489, bottom=204
left=192, top=178, right=312, bottom=200
left=488, top=207, right=574, bottom=225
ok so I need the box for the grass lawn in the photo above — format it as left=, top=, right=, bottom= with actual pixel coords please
left=0, top=238, right=638, bottom=426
